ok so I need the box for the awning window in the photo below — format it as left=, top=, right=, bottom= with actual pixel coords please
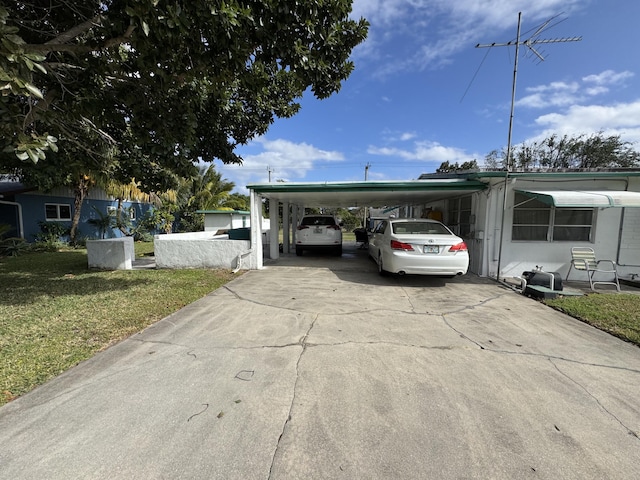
left=516, top=190, right=640, bottom=208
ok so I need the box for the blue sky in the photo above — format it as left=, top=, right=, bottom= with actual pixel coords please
left=217, top=0, right=640, bottom=194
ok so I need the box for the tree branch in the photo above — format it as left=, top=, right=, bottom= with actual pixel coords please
left=25, top=17, right=136, bottom=55
left=44, top=14, right=103, bottom=45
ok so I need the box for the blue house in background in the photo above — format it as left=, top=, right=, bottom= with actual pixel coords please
left=0, top=180, right=155, bottom=242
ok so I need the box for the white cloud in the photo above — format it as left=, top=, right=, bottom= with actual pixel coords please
left=368, top=140, right=478, bottom=163
left=516, top=70, right=634, bottom=109
left=517, top=81, right=581, bottom=108
left=351, top=0, right=585, bottom=75
left=583, top=69, right=634, bottom=86
left=218, top=137, right=345, bottom=191
left=400, top=132, right=417, bottom=141
left=381, top=129, right=417, bottom=142
left=584, top=86, right=609, bottom=96
left=530, top=100, right=640, bottom=144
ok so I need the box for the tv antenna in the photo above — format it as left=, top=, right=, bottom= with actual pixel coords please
left=475, top=12, right=581, bottom=172
left=475, top=12, right=581, bottom=281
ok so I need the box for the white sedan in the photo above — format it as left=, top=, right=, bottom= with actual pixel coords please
left=368, top=218, right=469, bottom=277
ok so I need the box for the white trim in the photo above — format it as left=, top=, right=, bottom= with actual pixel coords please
left=45, top=203, right=72, bottom=221
left=0, top=200, right=24, bottom=238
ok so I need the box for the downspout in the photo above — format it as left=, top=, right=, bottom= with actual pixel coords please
left=0, top=200, right=24, bottom=238
left=495, top=177, right=510, bottom=281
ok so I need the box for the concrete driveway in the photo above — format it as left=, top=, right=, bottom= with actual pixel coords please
left=1, top=244, right=639, bottom=479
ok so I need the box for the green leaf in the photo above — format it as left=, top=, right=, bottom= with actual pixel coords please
left=4, top=34, right=25, bottom=45
left=33, top=62, right=47, bottom=75
left=27, top=149, right=39, bottom=162
left=24, top=57, right=35, bottom=71
left=24, top=83, right=44, bottom=99
left=142, top=21, right=150, bottom=36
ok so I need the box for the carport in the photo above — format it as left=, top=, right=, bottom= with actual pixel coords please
left=247, top=179, right=487, bottom=269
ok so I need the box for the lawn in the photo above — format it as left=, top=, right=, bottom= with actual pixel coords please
left=545, top=293, right=640, bottom=346
left=0, top=243, right=238, bottom=406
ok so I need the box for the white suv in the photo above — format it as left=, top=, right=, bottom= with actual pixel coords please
left=295, top=215, right=343, bottom=256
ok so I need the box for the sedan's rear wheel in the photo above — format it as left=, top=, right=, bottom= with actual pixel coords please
left=295, top=246, right=303, bottom=256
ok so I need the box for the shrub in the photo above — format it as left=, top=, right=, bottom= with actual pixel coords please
left=35, top=221, right=71, bottom=243
left=0, top=237, right=29, bottom=257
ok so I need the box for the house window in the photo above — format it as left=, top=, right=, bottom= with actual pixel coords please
left=107, top=206, right=136, bottom=220
left=512, top=193, right=594, bottom=242
left=447, top=196, right=473, bottom=237
left=45, top=203, right=72, bottom=221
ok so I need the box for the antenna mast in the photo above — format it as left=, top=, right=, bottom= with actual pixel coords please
left=476, top=12, right=582, bottom=172
left=476, top=12, right=581, bottom=281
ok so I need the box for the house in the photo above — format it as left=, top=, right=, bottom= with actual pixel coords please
left=245, top=169, right=640, bottom=281
left=0, top=181, right=155, bottom=242
left=412, top=170, right=640, bottom=281
left=197, top=209, right=250, bottom=232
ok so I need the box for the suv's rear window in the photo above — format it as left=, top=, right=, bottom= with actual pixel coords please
left=301, top=216, right=336, bottom=226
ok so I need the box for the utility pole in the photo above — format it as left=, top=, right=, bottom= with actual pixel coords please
left=476, top=12, right=581, bottom=281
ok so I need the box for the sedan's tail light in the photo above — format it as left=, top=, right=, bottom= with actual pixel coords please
left=390, top=240, right=413, bottom=251
left=297, top=225, right=309, bottom=230
left=449, top=242, right=468, bottom=252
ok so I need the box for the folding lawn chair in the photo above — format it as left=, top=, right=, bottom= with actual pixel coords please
left=566, top=247, right=620, bottom=291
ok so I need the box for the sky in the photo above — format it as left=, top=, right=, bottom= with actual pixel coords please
left=216, top=0, right=640, bottom=194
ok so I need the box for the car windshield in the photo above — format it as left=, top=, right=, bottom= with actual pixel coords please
left=392, top=222, right=450, bottom=235
left=301, top=216, right=336, bottom=226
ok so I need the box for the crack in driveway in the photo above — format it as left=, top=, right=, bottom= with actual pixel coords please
left=550, top=358, right=639, bottom=440
left=267, top=313, right=318, bottom=480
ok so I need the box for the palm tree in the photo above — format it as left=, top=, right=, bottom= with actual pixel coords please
left=176, top=165, right=237, bottom=232
left=187, top=164, right=235, bottom=211
left=102, top=178, right=176, bottom=235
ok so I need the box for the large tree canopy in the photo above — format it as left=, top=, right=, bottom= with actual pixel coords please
left=0, top=1, right=368, bottom=190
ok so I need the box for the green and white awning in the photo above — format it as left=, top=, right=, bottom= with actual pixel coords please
left=516, top=189, right=640, bottom=208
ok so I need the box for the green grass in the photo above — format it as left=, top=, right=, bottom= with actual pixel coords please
left=0, top=243, right=238, bottom=406
left=545, top=294, right=640, bottom=346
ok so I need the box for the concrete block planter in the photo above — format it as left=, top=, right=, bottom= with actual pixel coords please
left=87, top=237, right=135, bottom=270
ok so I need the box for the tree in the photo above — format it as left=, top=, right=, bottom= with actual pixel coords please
left=173, top=164, right=246, bottom=232
left=11, top=134, right=119, bottom=243
left=436, top=160, right=479, bottom=173
left=185, top=165, right=235, bottom=211
left=0, top=1, right=369, bottom=191
left=485, top=133, right=640, bottom=171
left=102, top=178, right=170, bottom=235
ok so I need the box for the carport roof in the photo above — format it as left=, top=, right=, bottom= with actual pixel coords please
left=247, top=179, right=487, bottom=207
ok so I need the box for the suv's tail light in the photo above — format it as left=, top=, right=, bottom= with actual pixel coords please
left=297, top=225, right=309, bottom=230
left=391, top=240, right=413, bottom=251
left=449, top=242, right=468, bottom=252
